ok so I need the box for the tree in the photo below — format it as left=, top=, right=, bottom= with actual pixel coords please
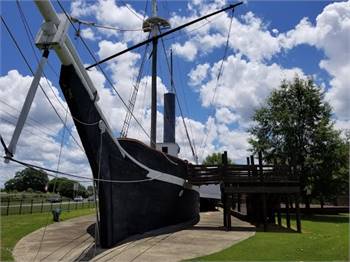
left=202, top=152, right=233, bottom=165
left=249, top=76, right=348, bottom=207
left=87, top=185, right=94, bottom=196
left=48, top=177, right=88, bottom=198
left=4, top=168, right=49, bottom=192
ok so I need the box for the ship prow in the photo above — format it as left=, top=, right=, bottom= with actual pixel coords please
left=60, top=64, right=199, bottom=247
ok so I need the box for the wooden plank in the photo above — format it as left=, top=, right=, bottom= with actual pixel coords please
left=224, top=186, right=300, bottom=193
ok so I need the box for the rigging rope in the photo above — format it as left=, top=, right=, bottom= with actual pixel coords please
left=3, top=156, right=164, bottom=183
left=1, top=15, right=85, bottom=152
left=0, top=117, right=57, bottom=145
left=16, top=1, right=104, bottom=127
left=33, top=106, right=68, bottom=262
left=71, top=17, right=143, bottom=32
left=199, top=9, right=235, bottom=157
left=119, top=0, right=144, bottom=21
left=164, top=13, right=225, bottom=43
left=0, top=98, right=58, bottom=135
left=0, top=108, right=58, bottom=138
left=120, top=41, right=150, bottom=137
left=57, top=0, right=154, bottom=144
left=16, top=0, right=59, bottom=79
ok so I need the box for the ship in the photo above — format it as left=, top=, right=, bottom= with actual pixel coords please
left=3, top=0, right=242, bottom=248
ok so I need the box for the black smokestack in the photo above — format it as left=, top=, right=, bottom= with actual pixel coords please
left=163, top=92, right=175, bottom=143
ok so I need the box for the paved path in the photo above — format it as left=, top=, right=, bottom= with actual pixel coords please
left=13, top=211, right=255, bottom=262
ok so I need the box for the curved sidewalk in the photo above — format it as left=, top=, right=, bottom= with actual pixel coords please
left=13, top=211, right=255, bottom=262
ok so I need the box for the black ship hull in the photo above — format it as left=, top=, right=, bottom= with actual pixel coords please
left=59, top=65, right=200, bottom=248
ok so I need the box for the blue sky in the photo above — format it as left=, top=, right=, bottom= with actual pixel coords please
left=0, top=0, right=349, bottom=186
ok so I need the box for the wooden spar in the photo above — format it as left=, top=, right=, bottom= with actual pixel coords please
left=86, top=2, right=243, bottom=70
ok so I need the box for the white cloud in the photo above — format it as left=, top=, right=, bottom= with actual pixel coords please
left=70, top=0, right=146, bottom=44
left=215, top=107, right=238, bottom=125
left=188, top=63, right=210, bottom=86
left=194, top=54, right=304, bottom=124
left=0, top=70, right=91, bottom=187
left=279, top=1, right=350, bottom=121
left=170, top=8, right=281, bottom=62
left=80, top=28, right=98, bottom=41
left=172, top=41, right=198, bottom=61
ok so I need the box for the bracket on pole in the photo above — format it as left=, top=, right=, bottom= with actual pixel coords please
left=35, top=13, right=70, bottom=50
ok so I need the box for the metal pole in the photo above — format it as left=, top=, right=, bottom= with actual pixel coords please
left=170, top=49, right=174, bottom=92
left=19, top=199, right=23, bottom=215
left=5, top=49, right=49, bottom=159
left=30, top=199, right=33, bottom=214
left=150, top=0, right=158, bottom=148
left=6, top=199, right=10, bottom=216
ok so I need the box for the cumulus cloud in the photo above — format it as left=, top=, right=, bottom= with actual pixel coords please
left=193, top=54, right=305, bottom=125
left=188, top=63, right=210, bottom=86
left=70, top=0, right=146, bottom=43
left=0, top=70, right=91, bottom=187
left=172, top=41, right=198, bottom=61
left=170, top=6, right=281, bottom=62
left=279, top=1, right=350, bottom=121
left=80, top=28, right=98, bottom=41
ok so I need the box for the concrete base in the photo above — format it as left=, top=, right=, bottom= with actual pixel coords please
left=13, top=211, right=255, bottom=262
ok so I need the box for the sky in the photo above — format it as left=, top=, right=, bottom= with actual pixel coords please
left=0, top=0, right=349, bottom=187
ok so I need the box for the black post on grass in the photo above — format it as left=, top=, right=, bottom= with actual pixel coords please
left=295, top=193, right=301, bottom=233
left=19, top=199, right=23, bottom=215
left=6, top=199, right=10, bottom=216
left=277, top=195, right=282, bottom=227
left=286, top=196, right=291, bottom=229
left=30, top=199, right=33, bottom=214
left=41, top=199, right=44, bottom=213
left=222, top=151, right=231, bottom=231
left=259, top=151, right=267, bottom=232
left=50, top=202, right=53, bottom=211
left=68, top=199, right=70, bottom=212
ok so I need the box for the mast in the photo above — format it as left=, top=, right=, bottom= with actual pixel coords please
left=143, top=0, right=170, bottom=148
left=151, top=0, right=158, bottom=148
left=170, top=49, right=174, bottom=92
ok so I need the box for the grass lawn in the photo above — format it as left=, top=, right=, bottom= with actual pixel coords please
left=0, top=208, right=95, bottom=261
left=193, top=213, right=349, bottom=261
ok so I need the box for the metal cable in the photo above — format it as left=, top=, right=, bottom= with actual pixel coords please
left=1, top=15, right=85, bottom=152
left=199, top=9, right=235, bottom=156
left=4, top=156, right=163, bottom=184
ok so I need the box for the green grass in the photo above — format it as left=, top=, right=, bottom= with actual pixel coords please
left=1, top=208, right=95, bottom=261
left=193, top=213, right=349, bottom=261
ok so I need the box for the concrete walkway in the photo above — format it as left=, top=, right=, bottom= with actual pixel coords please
left=13, top=211, right=255, bottom=262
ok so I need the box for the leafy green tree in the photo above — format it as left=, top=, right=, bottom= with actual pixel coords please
left=202, top=152, right=233, bottom=165
left=48, top=177, right=88, bottom=198
left=87, top=185, right=94, bottom=196
left=249, top=76, right=348, bottom=207
left=4, top=168, right=48, bottom=192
